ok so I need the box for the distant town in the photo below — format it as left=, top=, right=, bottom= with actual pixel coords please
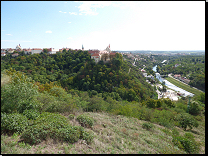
left=1, top=44, right=120, bottom=64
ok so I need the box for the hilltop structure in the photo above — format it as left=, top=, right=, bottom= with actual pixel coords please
left=90, top=44, right=117, bottom=63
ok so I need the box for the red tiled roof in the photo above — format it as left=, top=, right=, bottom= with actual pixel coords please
left=32, top=48, right=42, bottom=50
left=110, top=53, right=116, bottom=55
left=91, top=53, right=100, bottom=56
left=12, top=53, right=19, bottom=55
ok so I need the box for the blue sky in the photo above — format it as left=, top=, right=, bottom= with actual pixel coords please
left=1, top=1, right=205, bottom=51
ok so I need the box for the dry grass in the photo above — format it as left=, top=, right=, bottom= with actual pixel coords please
left=1, top=111, right=205, bottom=154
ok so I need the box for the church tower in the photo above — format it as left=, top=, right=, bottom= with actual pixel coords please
left=82, top=44, right=84, bottom=51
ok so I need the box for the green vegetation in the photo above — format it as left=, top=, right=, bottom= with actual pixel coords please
left=165, top=76, right=203, bottom=97
left=155, top=55, right=205, bottom=91
left=1, top=51, right=205, bottom=154
left=77, top=114, right=94, bottom=128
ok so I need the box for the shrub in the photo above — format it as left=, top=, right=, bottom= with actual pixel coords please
left=188, top=101, right=202, bottom=116
left=145, top=98, right=156, bottom=108
left=162, top=98, right=175, bottom=108
left=57, top=126, right=82, bottom=143
left=142, top=122, right=154, bottom=130
left=82, top=130, right=94, bottom=144
left=1, top=113, right=28, bottom=134
left=1, top=70, right=38, bottom=113
left=21, top=112, right=93, bottom=145
left=68, top=114, right=75, bottom=120
left=77, top=114, right=94, bottom=128
left=33, top=112, right=69, bottom=129
left=23, top=109, right=40, bottom=120
left=177, top=113, right=199, bottom=131
left=172, top=133, right=200, bottom=154
left=87, top=96, right=109, bottom=112
left=176, top=102, right=187, bottom=111
left=158, top=117, right=173, bottom=128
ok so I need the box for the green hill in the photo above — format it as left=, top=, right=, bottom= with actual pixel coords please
left=1, top=69, right=205, bottom=154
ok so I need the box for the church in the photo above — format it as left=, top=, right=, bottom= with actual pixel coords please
left=90, top=44, right=116, bottom=63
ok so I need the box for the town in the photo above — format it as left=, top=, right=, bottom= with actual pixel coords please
left=1, top=44, right=117, bottom=63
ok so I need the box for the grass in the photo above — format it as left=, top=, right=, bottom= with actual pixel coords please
left=1, top=112, right=205, bottom=154
left=165, top=77, right=203, bottom=97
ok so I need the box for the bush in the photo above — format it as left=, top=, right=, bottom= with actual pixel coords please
left=82, top=130, right=94, bottom=144
left=176, top=102, right=187, bottom=111
left=87, top=96, right=108, bottom=112
left=68, top=114, right=75, bottom=120
left=142, top=122, right=154, bottom=130
left=1, top=113, right=28, bottom=134
left=33, top=112, right=69, bottom=129
left=177, top=113, right=199, bottom=131
left=172, top=133, right=200, bottom=154
left=77, top=114, right=94, bottom=128
left=57, top=126, right=82, bottom=143
left=1, top=70, right=38, bottom=113
left=188, top=101, right=202, bottom=116
left=23, top=109, right=40, bottom=120
left=33, top=92, right=75, bottom=113
left=162, top=98, right=175, bottom=108
left=21, top=112, right=93, bottom=145
left=158, top=117, right=174, bottom=128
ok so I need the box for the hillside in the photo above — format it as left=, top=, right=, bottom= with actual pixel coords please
left=1, top=111, right=205, bottom=154
left=1, top=50, right=156, bottom=102
left=1, top=69, right=205, bottom=154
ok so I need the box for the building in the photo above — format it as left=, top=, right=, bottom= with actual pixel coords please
left=7, top=48, right=14, bottom=53
left=1, top=52, right=6, bottom=56
left=143, top=73, right=147, bottom=77
left=90, top=44, right=117, bottom=63
left=31, top=48, right=43, bottom=54
left=1, top=49, right=6, bottom=53
left=82, top=44, right=84, bottom=51
left=12, top=53, right=19, bottom=57
left=88, top=49, right=100, bottom=55
left=23, top=48, right=32, bottom=54
left=48, top=48, right=59, bottom=55
left=16, top=44, right=22, bottom=51
left=174, top=74, right=181, bottom=79
left=91, top=53, right=101, bottom=63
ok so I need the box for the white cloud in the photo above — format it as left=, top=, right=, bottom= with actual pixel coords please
left=59, top=11, right=67, bottom=13
left=45, top=31, right=52, bottom=33
left=68, top=22, right=71, bottom=23
left=77, top=2, right=126, bottom=15
left=69, top=12, right=77, bottom=15
left=2, top=30, right=6, bottom=31
left=67, top=37, right=73, bottom=39
left=6, top=34, right=12, bottom=36
left=29, top=31, right=32, bottom=32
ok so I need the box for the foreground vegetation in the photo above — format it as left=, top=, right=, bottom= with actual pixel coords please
left=1, top=111, right=205, bottom=154
left=165, top=76, right=203, bottom=97
left=1, top=68, right=205, bottom=154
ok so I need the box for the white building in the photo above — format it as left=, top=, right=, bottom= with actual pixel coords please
left=48, top=48, right=59, bottom=54
left=91, top=53, right=101, bottom=63
left=16, top=44, right=22, bottom=50
left=31, top=48, right=42, bottom=54
left=1, top=52, right=6, bottom=56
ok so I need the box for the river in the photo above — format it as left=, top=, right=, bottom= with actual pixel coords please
left=152, top=65, right=194, bottom=97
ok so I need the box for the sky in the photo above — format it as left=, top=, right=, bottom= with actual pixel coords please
left=1, top=1, right=205, bottom=51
